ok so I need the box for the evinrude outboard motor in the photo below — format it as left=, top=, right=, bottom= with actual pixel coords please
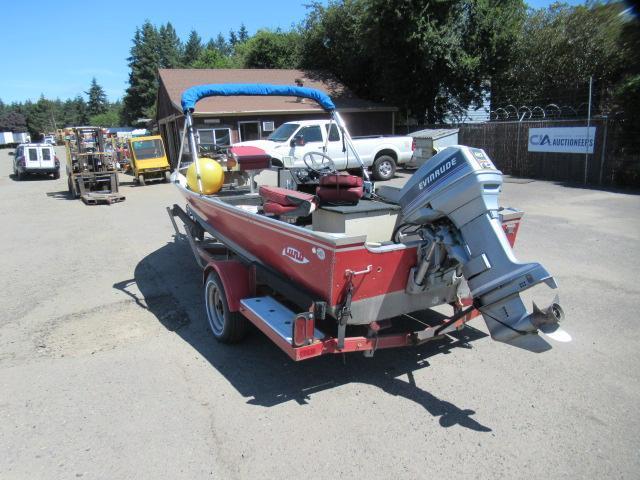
left=392, top=146, right=569, bottom=352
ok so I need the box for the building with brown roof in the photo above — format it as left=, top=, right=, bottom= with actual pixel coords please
left=156, top=68, right=397, bottom=167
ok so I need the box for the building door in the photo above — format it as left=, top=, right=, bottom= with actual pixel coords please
left=238, top=121, right=261, bottom=141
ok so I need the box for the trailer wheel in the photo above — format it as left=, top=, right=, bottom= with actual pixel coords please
left=138, top=174, right=146, bottom=186
left=372, top=155, right=396, bottom=181
left=204, top=271, right=248, bottom=343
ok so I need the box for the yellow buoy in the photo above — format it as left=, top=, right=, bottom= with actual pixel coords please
left=186, top=158, right=224, bottom=195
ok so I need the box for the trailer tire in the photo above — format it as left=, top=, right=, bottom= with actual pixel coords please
left=204, top=271, right=248, bottom=343
left=372, top=155, right=396, bottom=181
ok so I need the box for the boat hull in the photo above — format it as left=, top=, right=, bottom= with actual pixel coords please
left=177, top=184, right=457, bottom=324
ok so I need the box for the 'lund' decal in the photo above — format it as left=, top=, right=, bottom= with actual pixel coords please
left=282, top=246, right=309, bottom=264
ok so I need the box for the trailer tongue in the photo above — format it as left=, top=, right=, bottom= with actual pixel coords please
left=168, top=83, right=569, bottom=360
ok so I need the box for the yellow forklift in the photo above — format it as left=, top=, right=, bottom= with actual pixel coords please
left=65, top=127, right=125, bottom=205
left=127, top=135, right=170, bottom=185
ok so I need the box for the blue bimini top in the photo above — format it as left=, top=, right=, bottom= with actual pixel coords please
left=180, top=83, right=336, bottom=113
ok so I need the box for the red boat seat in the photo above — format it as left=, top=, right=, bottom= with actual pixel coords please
left=259, top=186, right=317, bottom=217
left=228, top=146, right=271, bottom=171
left=316, top=173, right=363, bottom=205
left=319, top=173, right=363, bottom=188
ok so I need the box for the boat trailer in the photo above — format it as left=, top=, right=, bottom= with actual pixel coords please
left=167, top=203, right=524, bottom=361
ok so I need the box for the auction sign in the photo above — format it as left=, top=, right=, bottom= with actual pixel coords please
left=528, top=126, right=596, bottom=154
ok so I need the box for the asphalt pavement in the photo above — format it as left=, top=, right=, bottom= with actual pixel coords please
left=1, top=146, right=639, bottom=479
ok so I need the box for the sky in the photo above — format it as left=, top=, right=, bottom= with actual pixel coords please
left=0, top=0, right=588, bottom=104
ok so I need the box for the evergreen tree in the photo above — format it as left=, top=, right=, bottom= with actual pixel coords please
left=61, top=99, right=76, bottom=126
left=0, top=111, right=27, bottom=132
left=27, top=95, right=54, bottom=136
left=85, top=77, right=108, bottom=117
left=238, top=24, right=249, bottom=42
left=229, top=30, right=238, bottom=47
left=72, top=95, right=89, bottom=125
left=214, top=33, right=230, bottom=56
left=122, top=22, right=160, bottom=124
left=158, top=22, right=183, bottom=68
left=183, top=30, right=203, bottom=66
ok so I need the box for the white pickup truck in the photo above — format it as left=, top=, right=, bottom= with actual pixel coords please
left=234, top=119, right=414, bottom=181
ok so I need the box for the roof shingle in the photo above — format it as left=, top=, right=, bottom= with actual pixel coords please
left=158, top=69, right=395, bottom=116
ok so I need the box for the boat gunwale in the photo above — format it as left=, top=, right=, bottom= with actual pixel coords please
left=176, top=180, right=368, bottom=250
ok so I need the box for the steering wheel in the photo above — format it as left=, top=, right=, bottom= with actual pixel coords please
left=302, top=151, right=337, bottom=174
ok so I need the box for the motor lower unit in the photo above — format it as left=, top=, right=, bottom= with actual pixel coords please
left=389, top=145, right=569, bottom=352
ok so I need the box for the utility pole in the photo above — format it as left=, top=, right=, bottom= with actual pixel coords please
left=584, top=76, right=593, bottom=185
left=50, top=109, right=58, bottom=133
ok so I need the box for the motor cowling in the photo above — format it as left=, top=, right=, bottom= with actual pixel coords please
left=394, top=146, right=568, bottom=352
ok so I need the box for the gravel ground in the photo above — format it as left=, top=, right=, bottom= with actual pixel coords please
left=1, top=146, right=639, bottom=479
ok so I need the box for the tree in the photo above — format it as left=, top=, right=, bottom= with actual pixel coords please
left=183, top=30, right=203, bottom=66
left=122, top=22, right=160, bottom=124
left=612, top=9, right=640, bottom=157
left=213, top=33, right=231, bottom=56
left=60, top=95, right=89, bottom=126
left=26, top=95, right=55, bottom=136
left=238, top=29, right=301, bottom=69
left=228, top=30, right=238, bottom=47
left=85, top=77, right=108, bottom=117
left=492, top=2, right=628, bottom=111
left=238, top=23, right=249, bottom=43
left=158, top=22, right=183, bottom=68
left=89, top=100, right=121, bottom=127
left=192, top=48, right=238, bottom=69
left=300, top=0, right=526, bottom=123
left=0, top=111, right=27, bottom=132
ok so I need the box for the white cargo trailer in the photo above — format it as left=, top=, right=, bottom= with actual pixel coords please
left=0, top=132, right=13, bottom=145
left=12, top=132, right=30, bottom=144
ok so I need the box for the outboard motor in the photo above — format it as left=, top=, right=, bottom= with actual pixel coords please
left=393, top=146, right=569, bottom=352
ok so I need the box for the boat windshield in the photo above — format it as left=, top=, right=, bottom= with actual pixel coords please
left=267, top=123, right=300, bottom=142
left=132, top=139, right=165, bottom=159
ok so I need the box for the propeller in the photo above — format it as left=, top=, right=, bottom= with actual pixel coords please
left=531, top=296, right=571, bottom=343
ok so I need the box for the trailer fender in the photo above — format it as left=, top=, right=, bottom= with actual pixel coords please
left=203, top=260, right=253, bottom=312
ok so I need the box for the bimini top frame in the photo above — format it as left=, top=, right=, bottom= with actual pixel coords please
left=177, top=83, right=371, bottom=194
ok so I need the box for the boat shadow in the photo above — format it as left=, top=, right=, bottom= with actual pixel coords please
left=114, top=236, right=491, bottom=432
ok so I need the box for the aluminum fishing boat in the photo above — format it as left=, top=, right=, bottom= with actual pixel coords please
left=168, top=83, right=569, bottom=360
